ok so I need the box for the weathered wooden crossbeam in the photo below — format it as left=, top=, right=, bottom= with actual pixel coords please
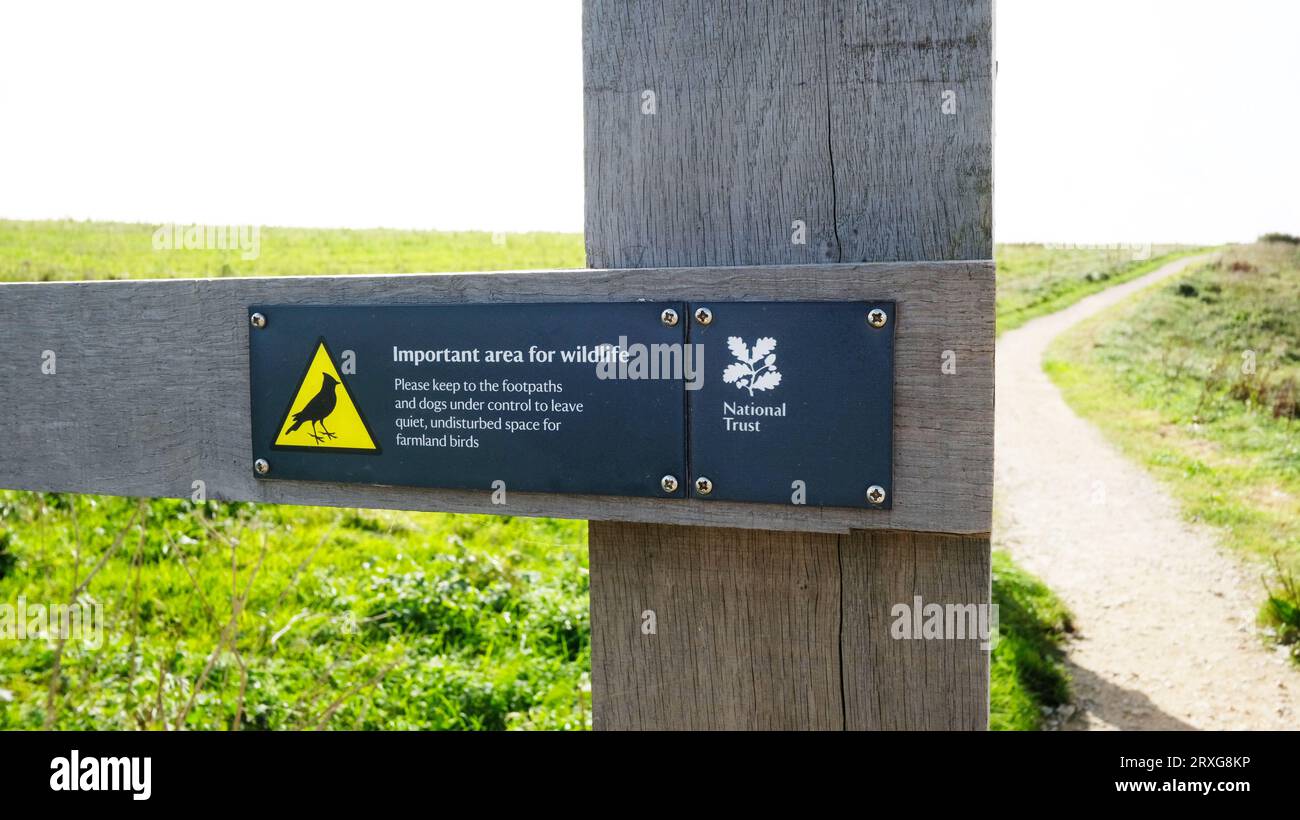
left=0, top=259, right=991, bottom=535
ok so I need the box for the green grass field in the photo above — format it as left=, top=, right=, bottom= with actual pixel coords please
left=996, top=244, right=1202, bottom=334
left=0, top=220, right=586, bottom=281
left=1046, top=241, right=1300, bottom=655
left=0, top=219, right=1072, bottom=730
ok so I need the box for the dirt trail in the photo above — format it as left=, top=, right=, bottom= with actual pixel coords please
left=995, top=254, right=1299, bottom=730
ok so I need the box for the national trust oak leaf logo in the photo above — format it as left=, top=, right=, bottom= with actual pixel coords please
left=722, top=336, right=782, bottom=396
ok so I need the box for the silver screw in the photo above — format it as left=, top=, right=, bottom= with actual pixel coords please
left=250, top=312, right=267, bottom=329
left=254, top=458, right=270, bottom=476
left=694, top=306, right=713, bottom=326
left=866, top=485, right=886, bottom=505
left=867, top=308, right=888, bottom=329
left=661, top=308, right=679, bottom=327
left=694, top=476, right=713, bottom=495
left=660, top=475, right=679, bottom=493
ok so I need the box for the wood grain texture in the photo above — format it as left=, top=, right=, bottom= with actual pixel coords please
left=584, top=0, right=992, bottom=266
left=825, top=2, right=994, bottom=261
left=0, top=259, right=992, bottom=535
left=589, top=521, right=844, bottom=729
left=839, top=530, right=990, bottom=729
left=584, top=0, right=992, bottom=730
left=584, top=0, right=838, bottom=268
left=590, top=526, right=991, bottom=730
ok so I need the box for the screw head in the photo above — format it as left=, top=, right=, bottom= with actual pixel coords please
left=867, top=308, right=888, bottom=329
left=660, top=475, right=679, bottom=493
left=660, top=308, right=679, bottom=327
left=694, top=306, right=713, bottom=326
left=250, top=312, right=267, bottom=329
left=866, top=485, right=886, bottom=505
left=694, top=476, right=713, bottom=495
left=254, top=458, right=270, bottom=476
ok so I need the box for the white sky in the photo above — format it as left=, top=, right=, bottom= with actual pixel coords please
left=1, top=0, right=1297, bottom=243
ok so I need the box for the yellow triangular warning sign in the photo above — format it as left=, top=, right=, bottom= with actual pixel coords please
left=272, top=338, right=380, bottom=453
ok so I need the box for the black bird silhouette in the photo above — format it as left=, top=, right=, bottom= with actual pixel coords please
left=284, top=373, right=340, bottom=443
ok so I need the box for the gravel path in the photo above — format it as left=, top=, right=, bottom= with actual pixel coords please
left=994, top=254, right=1299, bottom=730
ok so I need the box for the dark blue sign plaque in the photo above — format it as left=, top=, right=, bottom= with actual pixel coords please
left=248, top=300, right=894, bottom=508
left=685, top=302, right=894, bottom=508
left=248, top=303, right=688, bottom=498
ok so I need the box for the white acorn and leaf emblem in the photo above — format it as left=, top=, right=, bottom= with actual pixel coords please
left=722, top=336, right=782, bottom=396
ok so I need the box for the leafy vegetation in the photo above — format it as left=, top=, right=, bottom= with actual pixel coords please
left=0, top=219, right=1074, bottom=729
left=1045, top=243, right=1300, bottom=660
left=1259, top=232, right=1300, bottom=246
left=0, top=495, right=590, bottom=730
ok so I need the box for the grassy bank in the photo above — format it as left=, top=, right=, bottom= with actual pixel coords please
left=1, top=219, right=1074, bottom=729
left=990, top=551, right=1075, bottom=730
left=997, top=244, right=1202, bottom=334
left=1045, top=242, right=1300, bottom=656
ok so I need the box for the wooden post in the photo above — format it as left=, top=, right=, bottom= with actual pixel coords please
left=584, top=0, right=993, bottom=729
